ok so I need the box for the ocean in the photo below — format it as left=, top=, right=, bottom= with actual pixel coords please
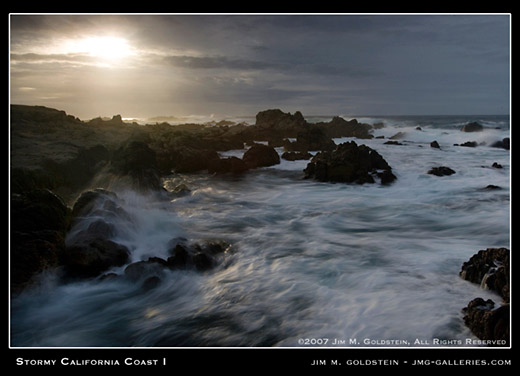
left=10, top=115, right=510, bottom=347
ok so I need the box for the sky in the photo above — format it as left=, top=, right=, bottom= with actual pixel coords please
left=9, top=14, right=511, bottom=119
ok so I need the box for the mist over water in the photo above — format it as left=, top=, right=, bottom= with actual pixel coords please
left=11, top=115, right=510, bottom=347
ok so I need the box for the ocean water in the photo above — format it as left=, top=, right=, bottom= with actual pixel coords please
left=10, top=115, right=510, bottom=347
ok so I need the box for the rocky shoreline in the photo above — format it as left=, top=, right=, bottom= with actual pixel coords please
left=11, top=105, right=389, bottom=294
left=459, top=248, right=510, bottom=345
left=10, top=105, right=510, bottom=345
left=10, top=105, right=380, bottom=203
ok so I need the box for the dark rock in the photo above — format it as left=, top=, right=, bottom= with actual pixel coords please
left=37, top=144, right=111, bottom=195
left=11, top=104, right=82, bottom=129
left=165, top=147, right=221, bottom=173
left=167, top=244, right=190, bottom=268
left=267, top=138, right=287, bottom=148
left=461, top=121, right=484, bottom=132
left=281, top=151, right=313, bottom=161
left=88, top=114, right=126, bottom=127
left=10, top=189, right=70, bottom=293
left=492, top=162, right=503, bottom=169
left=430, top=140, right=440, bottom=149
left=384, top=140, right=403, bottom=145
left=389, top=132, right=406, bottom=140
left=11, top=189, right=69, bottom=234
left=377, top=169, right=398, bottom=185
left=193, top=252, right=214, bottom=271
left=459, top=141, right=478, bottom=148
left=304, top=141, right=396, bottom=185
left=242, top=144, right=280, bottom=169
left=318, top=116, right=373, bottom=139
left=460, top=248, right=510, bottom=345
left=427, top=166, right=456, bottom=176
left=63, top=238, right=130, bottom=278
left=255, top=109, right=307, bottom=138
left=63, top=189, right=133, bottom=278
left=292, top=126, right=337, bottom=152
left=415, top=126, right=422, bottom=131
left=460, top=247, right=510, bottom=302
left=124, top=258, right=168, bottom=281
left=141, top=276, right=162, bottom=291
left=111, top=140, right=162, bottom=191
left=165, top=239, right=230, bottom=271
left=208, top=156, right=248, bottom=174
left=491, top=138, right=510, bottom=150
left=462, top=299, right=510, bottom=345
left=253, top=110, right=373, bottom=142
left=70, top=189, right=130, bottom=223
left=78, top=219, right=117, bottom=241
left=202, top=240, right=231, bottom=255
left=11, top=168, right=56, bottom=194
left=483, top=185, right=501, bottom=190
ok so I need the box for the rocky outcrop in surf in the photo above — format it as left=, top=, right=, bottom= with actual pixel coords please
left=460, top=248, right=510, bottom=346
left=303, top=141, right=396, bottom=185
left=461, top=121, right=484, bottom=132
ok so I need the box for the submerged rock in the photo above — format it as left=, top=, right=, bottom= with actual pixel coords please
left=122, top=240, right=231, bottom=284
left=483, top=185, right=502, bottom=190
left=124, top=257, right=168, bottom=281
left=384, top=140, right=403, bottom=146
left=167, top=240, right=231, bottom=271
left=458, top=141, right=478, bottom=148
left=461, top=121, right=484, bottom=132
left=427, top=166, right=455, bottom=176
left=389, top=131, right=406, bottom=140
left=304, top=141, right=396, bottom=185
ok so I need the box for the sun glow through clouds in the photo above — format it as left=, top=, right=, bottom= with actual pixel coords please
left=68, top=36, right=134, bottom=62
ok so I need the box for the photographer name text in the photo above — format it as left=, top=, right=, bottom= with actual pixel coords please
left=297, top=337, right=507, bottom=346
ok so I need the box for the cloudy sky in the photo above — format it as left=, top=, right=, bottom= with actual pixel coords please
left=9, top=14, right=510, bottom=119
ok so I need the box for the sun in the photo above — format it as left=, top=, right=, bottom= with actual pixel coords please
left=73, top=36, right=134, bottom=61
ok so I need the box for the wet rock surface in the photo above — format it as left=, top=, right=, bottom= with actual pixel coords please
left=62, top=190, right=132, bottom=278
left=242, top=144, right=281, bottom=169
left=304, top=141, right=396, bottom=185
left=428, top=166, right=456, bottom=176
left=460, top=247, right=509, bottom=302
left=461, top=121, right=484, bottom=132
left=460, top=248, right=510, bottom=345
left=10, top=189, right=70, bottom=293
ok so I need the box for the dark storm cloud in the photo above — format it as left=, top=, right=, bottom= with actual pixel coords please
left=161, top=54, right=284, bottom=71
left=10, top=14, right=510, bottom=117
left=10, top=52, right=94, bottom=63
